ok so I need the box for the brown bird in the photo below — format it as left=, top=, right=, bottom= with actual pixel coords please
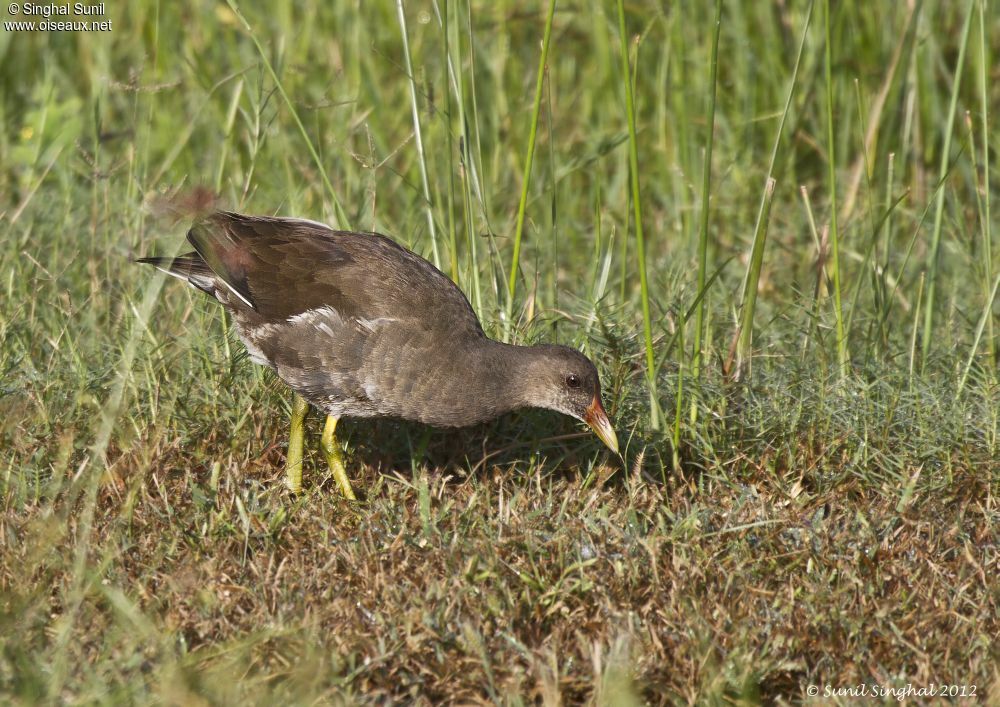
left=139, top=211, right=619, bottom=496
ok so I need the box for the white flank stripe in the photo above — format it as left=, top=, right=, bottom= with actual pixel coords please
left=220, top=279, right=255, bottom=309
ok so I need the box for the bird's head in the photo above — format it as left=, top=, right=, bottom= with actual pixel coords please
left=519, top=345, right=619, bottom=455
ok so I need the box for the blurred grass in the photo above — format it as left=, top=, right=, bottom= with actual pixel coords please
left=1, top=0, right=998, bottom=702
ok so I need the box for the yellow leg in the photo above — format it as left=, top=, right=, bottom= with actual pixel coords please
left=321, top=415, right=356, bottom=500
left=285, top=393, right=310, bottom=493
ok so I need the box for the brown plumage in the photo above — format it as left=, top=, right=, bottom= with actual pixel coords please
left=139, top=211, right=619, bottom=452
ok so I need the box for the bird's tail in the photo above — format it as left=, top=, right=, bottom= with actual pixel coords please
left=136, top=251, right=217, bottom=297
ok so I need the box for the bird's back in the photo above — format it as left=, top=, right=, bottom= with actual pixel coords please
left=188, top=211, right=483, bottom=338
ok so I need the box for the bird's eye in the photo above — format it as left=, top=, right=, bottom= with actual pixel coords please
left=565, top=374, right=581, bottom=389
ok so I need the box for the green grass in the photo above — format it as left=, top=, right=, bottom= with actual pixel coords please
left=1, top=0, right=998, bottom=702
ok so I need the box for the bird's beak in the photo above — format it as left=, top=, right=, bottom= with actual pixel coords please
left=583, top=395, right=619, bottom=455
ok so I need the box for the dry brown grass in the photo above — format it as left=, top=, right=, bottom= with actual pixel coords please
left=3, top=419, right=997, bottom=703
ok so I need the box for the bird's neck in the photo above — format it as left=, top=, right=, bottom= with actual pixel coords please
left=457, top=337, right=549, bottom=412
left=381, top=334, right=543, bottom=427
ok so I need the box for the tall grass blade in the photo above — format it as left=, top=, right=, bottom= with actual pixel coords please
left=823, top=0, right=848, bottom=377
left=875, top=152, right=896, bottom=350
left=691, top=0, right=723, bottom=386
left=734, top=0, right=812, bottom=380
left=734, top=178, right=776, bottom=379
left=432, top=0, right=488, bottom=219
left=672, top=320, right=684, bottom=473
left=920, top=0, right=975, bottom=368
left=442, top=0, right=459, bottom=282
left=463, top=0, right=493, bottom=237
left=504, top=0, right=557, bottom=339
left=396, top=0, right=442, bottom=269
left=975, top=0, right=995, bottom=365
left=438, top=0, right=483, bottom=314
left=957, top=275, right=1000, bottom=397
left=909, top=272, right=924, bottom=385
left=617, top=0, right=658, bottom=429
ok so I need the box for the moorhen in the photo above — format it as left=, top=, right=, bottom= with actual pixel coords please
left=139, top=211, right=619, bottom=496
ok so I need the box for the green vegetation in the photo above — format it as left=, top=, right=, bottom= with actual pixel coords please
left=1, top=0, right=997, bottom=702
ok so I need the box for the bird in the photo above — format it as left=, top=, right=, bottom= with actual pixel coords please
left=138, top=211, right=619, bottom=497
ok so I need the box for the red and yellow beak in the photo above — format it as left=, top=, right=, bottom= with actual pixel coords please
left=583, top=395, right=619, bottom=455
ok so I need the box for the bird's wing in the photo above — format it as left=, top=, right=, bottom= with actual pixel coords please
left=186, top=211, right=484, bottom=337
